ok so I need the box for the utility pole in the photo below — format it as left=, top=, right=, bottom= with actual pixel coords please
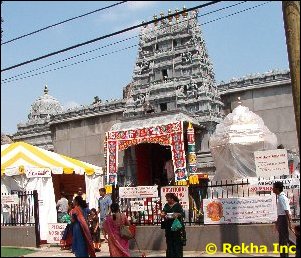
left=282, top=1, right=300, bottom=148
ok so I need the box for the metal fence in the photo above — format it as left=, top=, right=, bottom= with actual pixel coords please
left=1, top=190, right=40, bottom=247
left=112, top=175, right=300, bottom=226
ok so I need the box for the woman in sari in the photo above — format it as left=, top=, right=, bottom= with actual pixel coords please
left=71, top=196, right=96, bottom=257
left=161, top=193, right=185, bottom=257
left=103, top=203, right=131, bottom=257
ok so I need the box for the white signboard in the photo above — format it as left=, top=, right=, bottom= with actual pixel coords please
left=254, top=149, right=289, bottom=177
left=160, top=186, right=189, bottom=210
left=119, top=187, right=139, bottom=198
left=130, top=200, right=145, bottom=211
left=1, top=194, right=19, bottom=205
left=249, top=177, right=300, bottom=192
left=4, top=167, right=20, bottom=176
left=203, top=196, right=277, bottom=224
left=137, top=186, right=158, bottom=198
left=47, top=223, right=67, bottom=244
left=119, top=186, right=158, bottom=199
left=25, top=167, right=52, bottom=178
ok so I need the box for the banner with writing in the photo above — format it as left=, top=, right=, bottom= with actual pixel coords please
left=119, top=187, right=139, bottom=198
left=1, top=194, right=19, bottom=205
left=47, top=223, right=67, bottom=243
left=160, top=186, right=189, bottom=210
left=137, top=186, right=158, bottom=198
left=254, top=149, right=289, bottom=177
left=119, top=186, right=158, bottom=198
left=130, top=200, right=145, bottom=212
left=25, top=167, right=52, bottom=178
left=203, top=196, right=277, bottom=224
left=249, top=177, right=300, bottom=192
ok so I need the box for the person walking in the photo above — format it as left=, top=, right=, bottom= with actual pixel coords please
left=98, top=188, right=112, bottom=240
left=161, top=193, right=186, bottom=257
left=71, top=196, right=96, bottom=257
left=273, top=181, right=292, bottom=257
left=102, top=203, right=131, bottom=257
left=56, top=192, right=68, bottom=223
left=88, top=208, right=101, bottom=252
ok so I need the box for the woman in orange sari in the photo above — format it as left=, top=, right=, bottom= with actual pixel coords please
left=103, top=203, right=131, bottom=257
left=71, top=196, right=96, bottom=257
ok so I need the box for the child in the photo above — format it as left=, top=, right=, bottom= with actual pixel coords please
left=88, top=208, right=101, bottom=252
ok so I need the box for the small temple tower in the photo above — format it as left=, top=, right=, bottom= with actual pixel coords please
left=13, top=85, right=63, bottom=151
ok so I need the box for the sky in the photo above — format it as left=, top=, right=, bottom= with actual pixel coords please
left=1, top=1, right=289, bottom=134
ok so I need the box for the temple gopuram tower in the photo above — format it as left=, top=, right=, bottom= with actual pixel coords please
left=123, top=8, right=223, bottom=173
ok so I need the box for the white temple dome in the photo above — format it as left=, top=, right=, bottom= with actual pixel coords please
left=28, top=85, right=63, bottom=120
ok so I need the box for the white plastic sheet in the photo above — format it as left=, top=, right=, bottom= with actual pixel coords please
left=209, top=105, right=278, bottom=181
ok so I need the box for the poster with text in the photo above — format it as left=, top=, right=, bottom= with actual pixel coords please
left=119, top=186, right=158, bottom=199
left=203, top=196, right=277, bottom=224
left=1, top=194, right=19, bottom=205
left=47, top=223, right=67, bottom=244
left=130, top=200, right=145, bottom=212
left=160, top=186, right=189, bottom=210
left=254, top=149, right=289, bottom=178
left=119, top=187, right=139, bottom=198
left=249, top=177, right=300, bottom=192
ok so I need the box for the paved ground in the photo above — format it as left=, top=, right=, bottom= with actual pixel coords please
left=21, top=244, right=282, bottom=257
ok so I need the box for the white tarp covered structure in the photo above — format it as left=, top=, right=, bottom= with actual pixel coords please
left=209, top=105, right=278, bottom=181
left=1, top=142, right=104, bottom=241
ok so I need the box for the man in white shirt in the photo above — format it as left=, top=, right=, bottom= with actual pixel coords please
left=56, top=192, right=68, bottom=223
left=273, top=181, right=292, bottom=257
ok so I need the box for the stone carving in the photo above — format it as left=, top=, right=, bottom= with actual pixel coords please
left=134, top=93, right=146, bottom=106
left=138, top=59, right=150, bottom=74
left=143, top=101, right=155, bottom=114
left=181, top=51, right=193, bottom=63
left=93, top=96, right=102, bottom=105
left=176, top=85, right=186, bottom=97
left=186, top=82, right=198, bottom=99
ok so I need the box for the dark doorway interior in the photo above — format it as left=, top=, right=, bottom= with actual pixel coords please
left=52, top=174, right=86, bottom=202
left=135, top=143, right=171, bottom=186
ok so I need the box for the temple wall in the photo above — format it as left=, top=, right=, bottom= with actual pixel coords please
left=51, top=112, right=124, bottom=167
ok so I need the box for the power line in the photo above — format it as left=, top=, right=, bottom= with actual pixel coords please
left=198, top=1, right=247, bottom=18
left=1, top=1, right=221, bottom=73
left=1, top=1, right=273, bottom=84
left=1, top=1, right=127, bottom=46
left=1, top=36, right=138, bottom=82
left=2, top=45, right=138, bottom=83
left=2, top=1, right=248, bottom=82
left=201, top=1, right=272, bottom=26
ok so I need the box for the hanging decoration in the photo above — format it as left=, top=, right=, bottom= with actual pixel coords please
left=187, top=122, right=197, bottom=174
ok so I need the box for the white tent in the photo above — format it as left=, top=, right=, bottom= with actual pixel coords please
left=1, top=141, right=104, bottom=241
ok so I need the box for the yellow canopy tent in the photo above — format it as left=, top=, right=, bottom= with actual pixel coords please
left=1, top=141, right=103, bottom=176
left=1, top=141, right=103, bottom=242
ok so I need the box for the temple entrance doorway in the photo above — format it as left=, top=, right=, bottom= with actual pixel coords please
left=133, top=143, right=172, bottom=186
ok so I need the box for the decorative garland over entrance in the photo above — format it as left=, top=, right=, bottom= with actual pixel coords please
left=105, top=121, right=187, bottom=185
